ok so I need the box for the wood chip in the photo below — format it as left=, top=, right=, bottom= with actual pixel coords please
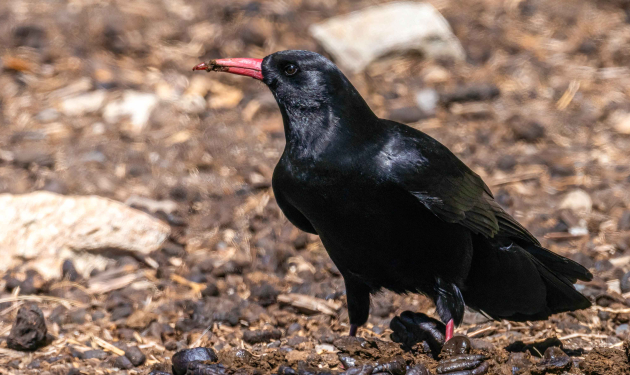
left=277, top=293, right=341, bottom=316
left=91, top=335, right=126, bottom=356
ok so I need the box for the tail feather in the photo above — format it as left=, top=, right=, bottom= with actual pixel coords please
left=464, top=237, right=591, bottom=322
left=521, top=242, right=593, bottom=283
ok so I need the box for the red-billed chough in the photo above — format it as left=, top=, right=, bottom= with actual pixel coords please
left=193, top=50, right=593, bottom=342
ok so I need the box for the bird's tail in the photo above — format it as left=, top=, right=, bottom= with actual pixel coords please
left=463, top=237, right=592, bottom=322
left=521, top=242, right=593, bottom=283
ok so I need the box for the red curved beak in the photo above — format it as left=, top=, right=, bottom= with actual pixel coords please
left=193, top=58, right=263, bottom=80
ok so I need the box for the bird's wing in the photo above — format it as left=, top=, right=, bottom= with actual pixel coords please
left=386, top=124, right=539, bottom=245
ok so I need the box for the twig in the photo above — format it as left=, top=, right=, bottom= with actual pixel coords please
left=0, top=295, right=83, bottom=308
left=170, top=274, right=205, bottom=293
left=468, top=326, right=496, bottom=338
left=190, top=323, right=215, bottom=348
left=592, top=306, right=630, bottom=314
left=91, top=335, right=126, bottom=356
left=277, top=293, right=341, bottom=316
left=559, top=333, right=609, bottom=341
left=490, top=171, right=542, bottom=187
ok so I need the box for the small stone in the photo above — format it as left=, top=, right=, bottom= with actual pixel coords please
left=81, top=349, right=108, bottom=360
left=250, top=283, right=278, bottom=306
left=185, top=362, right=228, bottom=375
left=497, top=154, right=517, bottom=172
left=60, top=90, right=107, bottom=117
left=125, top=346, right=146, bottom=366
left=7, top=304, right=48, bottom=351
left=508, top=116, right=546, bottom=142
left=616, top=324, right=629, bottom=337
left=114, top=355, right=134, bottom=369
left=287, top=322, right=302, bottom=335
left=202, top=283, right=220, bottom=297
left=36, top=108, right=60, bottom=123
left=415, top=89, right=440, bottom=114
left=506, top=352, right=533, bottom=374
left=68, top=308, right=87, bottom=324
left=92, top=310, right=106, bottom=321
left=110, top=305, right=134, bottom=321
left=440, top=84, right=500, bottom=105
left=172, top=347, right=218, bottom=375
left=103, top=91, right=159, bottom=134
left=388, top=106, right=428, bottom=123
left=531, top=347, right=571, bottom=374
left=13, top=149, right=54, bottom=169
left=618, top=210, right=630, bottom=231
left=621, top=272, right=630, bottom=293
left=243, top=329, right=282, bottom=344
left=611, top=111, right=630, bottom=135
left=559, top=189, right=592, bottom=215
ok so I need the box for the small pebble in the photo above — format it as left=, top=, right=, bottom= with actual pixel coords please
left=172, top=347, right=218, bottom=375
left=243, top=329, right=282, bottom=344
left=81, top=349, right=108, bottom=360
left=125, top=346, right=146, bottom=366
left=114, top=355, right=134, bottom=369
left=7, top=304, right=48, bottom=351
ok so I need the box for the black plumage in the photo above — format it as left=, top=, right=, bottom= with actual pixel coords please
left=194, top=50, right=593, bottom=338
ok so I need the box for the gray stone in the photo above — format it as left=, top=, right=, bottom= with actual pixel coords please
left=309, top=2, right=465, bottom=73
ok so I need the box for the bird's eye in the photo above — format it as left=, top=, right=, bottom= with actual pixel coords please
left=284, top=64, right=299, bottom=76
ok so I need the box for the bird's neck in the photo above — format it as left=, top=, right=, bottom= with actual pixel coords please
left=280, top=94, right=379, bottom=160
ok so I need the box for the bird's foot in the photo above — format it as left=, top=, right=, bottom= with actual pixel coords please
left=390, top=311, right=446, bottom=356
left=349, top=324, right=359, bottom=337
left=437, top=335, right=489, bottom=374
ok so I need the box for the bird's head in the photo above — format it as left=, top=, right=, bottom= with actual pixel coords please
left=194, top=50, right=374, bottom=119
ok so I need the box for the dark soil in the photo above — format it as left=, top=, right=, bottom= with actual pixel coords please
left=2, top=0, right=630, bottom=373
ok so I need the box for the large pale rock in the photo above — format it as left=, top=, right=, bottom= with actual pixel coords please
left=309, top=2, right=465, bottom=73
left=0, top=192, right=170, bottom=279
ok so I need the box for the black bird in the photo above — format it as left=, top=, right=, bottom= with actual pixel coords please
left=193, top=50, right=593, bottom=341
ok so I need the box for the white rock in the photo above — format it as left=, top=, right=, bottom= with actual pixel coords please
left=415, top=88, right=440, bottom=114
left=0, top=192, right=170, bottom=279
left=559, top=189, right=592, bottom=215
left=36, top=108, right=60, bottom=123
left=611, top=111, right=630, bottom=135
left=309, top=2, right=465, bottom=73
left=103, top=91, right=158, bottom=134
left=60, top=90, right=107, bottom=116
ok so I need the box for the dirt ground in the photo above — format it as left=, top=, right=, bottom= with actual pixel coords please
left=2, top=0, right=630, bottom=374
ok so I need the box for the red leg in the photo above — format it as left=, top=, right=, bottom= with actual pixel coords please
left=349, top=324, right=358, bottom=337
left=445, top=319, right=454, bottom=341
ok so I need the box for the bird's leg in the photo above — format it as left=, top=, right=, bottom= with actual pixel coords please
left=445, top=319, right=454, bottom=341
left=349, top=324, right=358, bottom=337
left=344, top=278, right=371, bottom=337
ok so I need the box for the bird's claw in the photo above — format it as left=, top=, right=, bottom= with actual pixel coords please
left=390, top=311, right=446, bottom=356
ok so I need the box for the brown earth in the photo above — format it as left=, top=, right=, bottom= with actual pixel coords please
left=2, top=0, right=630, bottom=373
